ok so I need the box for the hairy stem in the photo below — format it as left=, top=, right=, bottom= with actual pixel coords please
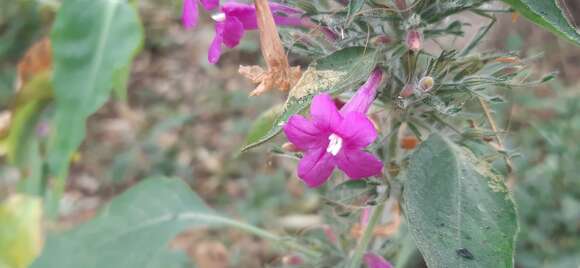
left=348, top=202, right=386, bottom=268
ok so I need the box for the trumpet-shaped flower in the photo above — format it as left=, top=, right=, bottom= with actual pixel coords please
left=182, top=0, right=219, bottom=29
left=208, top=2, right=303, bottom=63
left=283, top=69, right=384, bottom=187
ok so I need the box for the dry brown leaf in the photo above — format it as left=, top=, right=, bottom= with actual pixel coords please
left=16, top=37, right=52, bottom=91
left=239, top=0, right=301, bottom=96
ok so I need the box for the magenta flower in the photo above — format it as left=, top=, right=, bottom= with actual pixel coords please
left=208, top=2, right=303, bottom=63
left=182, top=0, right=219, bottom=29
left=364, top=252, right=393, bottom=268
left=282, top=69, right=384, bottom=187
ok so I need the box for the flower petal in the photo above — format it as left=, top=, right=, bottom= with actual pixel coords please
left=336, top=150, right=382, bottom=179
left=298, top=148, right=335, bottom=188
left=283, top=115, right=326, bottom=150
left=364, top=252, right=393, bottom=268
left=336, top=112, right=377, bottom=148
left=222, top=16, right=245, bottom=48
left=222, top=2, right=259, bottom=29
left=340, top=68, right=383, bottom=114
left=199, top=0, right=219, bottom=10
left=182, top=0, right=198, bottom=29
left=208, top=22, right=224, bottom=64
left=310, top=93, right=342, bottom=131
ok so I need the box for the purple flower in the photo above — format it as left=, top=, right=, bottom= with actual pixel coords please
left=208, top=2, right=303, bottom=64
left=182, top=0, right=220, bottom=29
left=364, top=252, right=393, bottom=268
left=282, top=69, right=384, bottom=188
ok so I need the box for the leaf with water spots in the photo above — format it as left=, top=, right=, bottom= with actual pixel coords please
left=241, top=47, right=378, bottom=152
left=403, top=133, right=518, bottom=268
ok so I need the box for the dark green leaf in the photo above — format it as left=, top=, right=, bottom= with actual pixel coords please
left=502, top=0, right=580, bottom=46
left=403, top=133, right=518, bottom=268
left=241, top=47, right=378, bottom=152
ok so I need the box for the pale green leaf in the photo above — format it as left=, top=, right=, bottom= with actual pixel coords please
left=32, top=178, right=314, bottom=268
left=0, top=195, right=43, bottom=268
left=502, top=0, right=580, bottom=46
left=242, top=104, right=284, bottom=150
left=403, top=133, right=518, bottom=268
left=48, top=0, right=143, bottom=179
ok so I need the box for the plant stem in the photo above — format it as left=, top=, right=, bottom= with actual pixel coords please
left=179, top=213, right=321, bottom=259
left=348, top=201, right=386, bottom=268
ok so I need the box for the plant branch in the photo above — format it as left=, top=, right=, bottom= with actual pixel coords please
left=348, top=202, right=386, bottom=268
left=477, top=97, right=514, bottom=173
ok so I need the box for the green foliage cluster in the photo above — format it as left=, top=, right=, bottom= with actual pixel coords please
left=0, top=0, right=578, bottom=268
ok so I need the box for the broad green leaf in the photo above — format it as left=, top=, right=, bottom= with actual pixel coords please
left=403, top=134, right=518, bottom=268
left=241, top=47, right=378, bottom=152
left=32, top=178, right=214, bottom=268
left=32, top=178, right=314, bottom=268
left=242, top=104, right=284, bottom=149
left=48, top=0, right=143, bottom=175
left=502, top=0, right=580, bottom=46
left=47, top=0, right=143, bottom=212
left=0, top=195, right=43, bottom=268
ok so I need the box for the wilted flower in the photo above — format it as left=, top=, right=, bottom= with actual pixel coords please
left=181, top=0, right=219, bottom=29
left=208, top=2, right=303, bottom=64
left=364, top=252, right=393, bottom=268
left=282, top=69, right=384, bottom=187
left=405, top=30, right=422, bottom=52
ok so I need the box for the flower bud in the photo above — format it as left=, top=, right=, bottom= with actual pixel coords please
left=405, top=30, right=422, bottom=52
left=282, top=142, right=300, bottom=152
left=418, top=76, right=434, bottom=92
left=394, top=0, right=407, bottom=11
left=371, top=35, right=392, bottom=46
left=400, top=135, right=419, bottom=150
left=399, top=83, right=416, bottom=98
left=282, top=255, right=304, bottom=266
left=364, top=252, right=393, bottom=268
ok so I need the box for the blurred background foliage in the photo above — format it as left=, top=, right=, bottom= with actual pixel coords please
left=0, top=0, right=579, bottom=267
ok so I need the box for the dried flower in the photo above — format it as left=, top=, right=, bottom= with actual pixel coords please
left=364, top=252, right=393, bottom=268
left=239, top=0, right=303, bottom=95
left=405, top=30, right=422, bottom=52
left=208, top=2, right=303, bottom=64
left=282, top=69, right=383, bottom=187
left=181, top=0, right=219, bottom=29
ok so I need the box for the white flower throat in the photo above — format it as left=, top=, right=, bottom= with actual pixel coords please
left=212, top=13, right=226, bottom=22
left=327, top=134, right=343, bottom=156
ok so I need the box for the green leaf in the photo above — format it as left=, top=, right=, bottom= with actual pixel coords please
left=241, top=47, right=378, bottom=152
left=32, top=178, right=317, bottom=268
left=48, top=0, right=143, bottom=175
left=346, top=0, right=365, bottom=25
left=31, top=178, right=214, bottom=268
left=0, top=195, right=43, bottom=268
left=4, top=72, right=52, bottom=166
left=46, top=0, right=143, bottom=213
left=403, top=133, right=518, bottom=268
left=242, top=104, right=284, bottom=150
left=502, top=0, right=580, bottom=46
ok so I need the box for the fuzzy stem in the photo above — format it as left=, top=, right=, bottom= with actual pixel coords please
left=348, top=202, right=386, bottom=268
